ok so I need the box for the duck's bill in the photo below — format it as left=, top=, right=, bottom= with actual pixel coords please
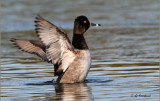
left=91, top=22, right=101, bottom=27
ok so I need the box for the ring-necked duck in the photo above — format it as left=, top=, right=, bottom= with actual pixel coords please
left=11, top=15, right=100, bottom=83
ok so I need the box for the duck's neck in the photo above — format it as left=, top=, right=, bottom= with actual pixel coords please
left=72, top=33, right=88, bottom=50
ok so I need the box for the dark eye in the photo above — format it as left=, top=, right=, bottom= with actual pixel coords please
left=84, top=20, right=87, bottom=24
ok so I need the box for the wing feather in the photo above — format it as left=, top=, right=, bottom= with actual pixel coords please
left=10, top=38, right=49, bottom=62
left=35, top=15, right=75, bottom=75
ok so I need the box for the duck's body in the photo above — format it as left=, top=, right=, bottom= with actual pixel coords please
left=57, top=50, right=91, bottom=83
left=11, top=15, right=100, bottom=83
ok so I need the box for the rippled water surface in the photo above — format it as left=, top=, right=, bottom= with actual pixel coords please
left=1, top=0, right=159, bottom=101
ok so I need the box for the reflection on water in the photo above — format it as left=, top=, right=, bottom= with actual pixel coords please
left=1, top=0, right=159, bottom=101
left=54, top=83, right=92, bottom=101
left=25, top=79, right=112, bottom=101
left=26, top=82, right=93, bottom=101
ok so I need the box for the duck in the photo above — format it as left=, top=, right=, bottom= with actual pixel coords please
left=10, top=15, right=100, bottom=83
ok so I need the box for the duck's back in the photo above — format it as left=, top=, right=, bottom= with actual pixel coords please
left=57, top=50, right=91, bottom=83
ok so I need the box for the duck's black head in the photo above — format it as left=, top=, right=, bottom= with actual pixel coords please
left=74, top=15, right=101, bottom=35
left=72, top=15, right=101, bottom=49
left=73, top=15, right=90, bottom=34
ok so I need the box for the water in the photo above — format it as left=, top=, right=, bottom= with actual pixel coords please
left=1, top=0, right=159, bottom=101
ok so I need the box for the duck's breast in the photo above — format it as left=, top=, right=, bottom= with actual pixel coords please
left=75, top=50, right=91, bottom=81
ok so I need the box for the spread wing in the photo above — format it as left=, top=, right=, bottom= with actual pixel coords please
left=10, top=38, right=49, bottom=62
left=35, top=15, right=76, bottom=76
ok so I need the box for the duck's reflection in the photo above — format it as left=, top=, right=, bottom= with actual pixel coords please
left=26, top=79, right=113, bottom=101
left=51, top=83, right=93, bottom=101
